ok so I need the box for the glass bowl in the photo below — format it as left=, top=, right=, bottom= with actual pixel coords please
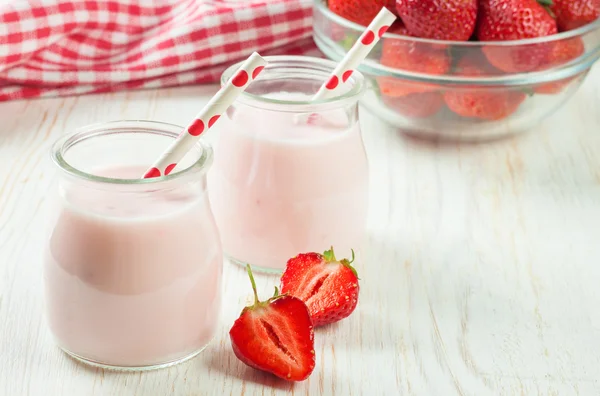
left=313, top=0, right=600, bottom=141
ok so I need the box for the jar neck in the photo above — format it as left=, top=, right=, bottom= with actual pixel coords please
left=221, top=56, right=365, bottom=113
left=51, top=120, right=213, bottom=192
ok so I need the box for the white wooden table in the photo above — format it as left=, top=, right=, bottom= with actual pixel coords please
left=1, top=68, right=600, bottom=395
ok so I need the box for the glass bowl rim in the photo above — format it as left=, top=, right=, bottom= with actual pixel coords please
left=314, top=0, right=600, bottom=85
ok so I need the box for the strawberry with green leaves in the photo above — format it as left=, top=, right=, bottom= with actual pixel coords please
left=229, top=265, right=316, bottom=381
left=280, top=247, right=360, bottom=327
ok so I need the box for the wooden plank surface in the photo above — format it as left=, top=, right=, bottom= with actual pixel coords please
left=1, top=71, right=600, bottom=395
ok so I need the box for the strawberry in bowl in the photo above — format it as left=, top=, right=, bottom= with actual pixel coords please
left=328, top=0, right=397, bottom=27
left=313, top=0, right=600, bottom=141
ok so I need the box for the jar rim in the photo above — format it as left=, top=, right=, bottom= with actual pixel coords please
left=50, top=120, right=213, bottom=186
left=220, top=55, right=366, bottom=111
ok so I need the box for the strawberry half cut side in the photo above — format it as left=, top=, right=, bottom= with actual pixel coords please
left=280, top=247, right=360, bottom=327
left=229, top=265, right=316, bottom=381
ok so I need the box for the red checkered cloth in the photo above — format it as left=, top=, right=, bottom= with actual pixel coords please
left=0, top=0, right=321, bottom=102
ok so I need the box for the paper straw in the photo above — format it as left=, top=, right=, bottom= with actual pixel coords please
left=142, top=52, right=267, bottom=179
left=312, top=7, right=396, bottom=101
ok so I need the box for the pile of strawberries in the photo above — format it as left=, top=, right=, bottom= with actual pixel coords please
left=328, top=0, right=600, bottom=120
left=229, top=247, right=360, bottom=381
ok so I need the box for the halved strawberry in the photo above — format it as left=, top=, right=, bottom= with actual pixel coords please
left=229, top=265, right=316, bottom=381
left=280, top=247, right=360, bottom=327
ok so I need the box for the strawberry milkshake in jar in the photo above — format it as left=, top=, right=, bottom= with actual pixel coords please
left=45, top=121, right=222, bottom=370
left=208, top=56, right=369, bottom=273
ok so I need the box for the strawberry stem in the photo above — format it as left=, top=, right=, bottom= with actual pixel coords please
left=246, top=264, right=259, bottom=306
left=323, top=246, right=359, bottom=278
left=521, top=87, right=535, bottom=96
left=323, top=246, right=337, bottom=262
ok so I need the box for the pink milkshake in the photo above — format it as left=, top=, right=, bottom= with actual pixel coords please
left=45, top=122, right=222, bottom=370
left=208, top=57, right=368, bottom=272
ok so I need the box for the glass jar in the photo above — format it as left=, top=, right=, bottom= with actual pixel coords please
left=208, top=56, right=368, bottom=273
left=45, top=121, right=222, bottom=370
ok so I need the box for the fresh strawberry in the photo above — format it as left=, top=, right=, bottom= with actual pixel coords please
left=377, top=77, right=442, bottom=97
left=379, top=23, right=451, bottom=74
left=395, top=0, right=478, bottom=40
left=551, top=0, right=600, bottom=31
left=229, top=265, right=315, bottom=381
left=280, top=247, right=359, bottom=327
left=444, top=54, right=526, bottom=120
left=535, top=37, right=585, bottom=93
left=534, top=75, right=579, bottom=94
left=382, top=92, right=445, bottom=118
left=328, top=0, right=396, bottom=27
left=384, top=20, right=449, bottom=49
left=387, top=20, right=411, bottom=36
left=545, top=36, right=585, bottom=67
left=445, top=89, right=525, bottom=120
left=377, top=26, right=450, bottom=96
left=477, top=0, right=558, bottom=72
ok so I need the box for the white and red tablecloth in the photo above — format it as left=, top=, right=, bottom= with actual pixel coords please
left=0, top=0, right=320, bottom=101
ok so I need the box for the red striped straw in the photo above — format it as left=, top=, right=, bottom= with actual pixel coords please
left=142, top=52, right=267, bottom=179
left=312, top=7, right=396, bottom=101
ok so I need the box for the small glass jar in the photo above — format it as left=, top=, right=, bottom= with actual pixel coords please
left=208, top=56, right=368, bottom=273
left=45, top=121, right=222, bottom=370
